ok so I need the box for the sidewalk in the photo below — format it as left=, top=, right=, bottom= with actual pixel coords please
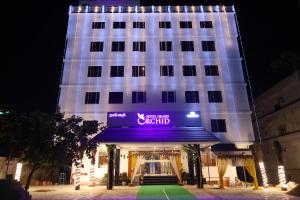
left=29, top=184, right=300, bottom=200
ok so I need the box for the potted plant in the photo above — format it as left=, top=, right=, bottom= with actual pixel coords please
left=181, top=171, right=188, bottom=185
left=120, top=172, right=129, bottom=186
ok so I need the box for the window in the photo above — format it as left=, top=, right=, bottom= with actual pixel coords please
left=88, top=66, right=102, bottom=77
left=278, top=125, right=287, bottom=135
left=85, top=92, right=100, bottom=104
left=200, top=21, right=213, bottom=28
left=183, top=65, right=196, bottom=76
left=98, top=152, right=108, bottom=167
left=113, top=22, right=126, bottom=29
left=112, top=41, right=125, bottom=52
left=208, top=91, right=223, bottom=103
left=162, top=91, right=176, bottom=103
left=133, top=41, right=146, bottom=51
left=133, top=22, right=145, bottom=28
left=132, top=66, right=145, bottom=77
left=205, top=65, right=219, bottom=76
left=110, top=66, right=124, bottom=77
left=92, top=22, right=105, bottom=29
left=160, top=41, right=172, bottom=51
left=185, top=91, right=199, bottom=103
left=132, top=91, right=146, bottom=103
left=159, top=21, right=171, bottom=28
left=202, top=41, right=216, bottom=51
left=160, top=65, right=174, bottom=76
left=109, top=92, right=123, bottom=104
left=180, top=21, right=192, bottom=28
left=211, top=119, right=227, bottom=132
left=90, top=41, right=103, bottom=52
left=181, top=41, right=194, bottom=51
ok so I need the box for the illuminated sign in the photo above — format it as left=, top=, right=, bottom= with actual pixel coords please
left=107, top=111, right=201, bottom=127
left=137, top=113, right=170, bottom=125
left=108, top=112, right=126, bottom=118
left=14, top=163, right=22, bottom=182
left=186, top=112, right=199, bottom=118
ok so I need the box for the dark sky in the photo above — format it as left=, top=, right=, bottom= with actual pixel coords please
left=1, top=0, right=300, bottom=113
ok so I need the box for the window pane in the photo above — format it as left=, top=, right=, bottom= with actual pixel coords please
left=211, top=119, right=226, bottom=132
left=90, top=42, right=103, bottom=52
left=85, top=92, right=100, bottom=104
left=110, top=66, right=124, bottom=77
left=88, top=66, right=102, bottom=77
left=113, top=22, right=126, bottom=28
left=205, top=65, right=219, bottom=76
left=109, top=92, right=123, bottom=104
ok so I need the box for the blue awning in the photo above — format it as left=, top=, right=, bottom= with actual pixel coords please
left=94, top=127, right=220, bottom=144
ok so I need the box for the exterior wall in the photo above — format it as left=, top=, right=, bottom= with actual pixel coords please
left=253, top=71, right=300, bottom=184
left=59, top=6, right=254, bottom=146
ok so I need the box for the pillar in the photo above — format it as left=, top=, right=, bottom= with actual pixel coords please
left=194, top=144, right=203, bottom=188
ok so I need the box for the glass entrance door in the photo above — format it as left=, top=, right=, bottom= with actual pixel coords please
left=143, top=160, right=173, bottom=176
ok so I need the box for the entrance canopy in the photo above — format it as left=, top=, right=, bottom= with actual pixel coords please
left=94, top=127, right=220, bottom=146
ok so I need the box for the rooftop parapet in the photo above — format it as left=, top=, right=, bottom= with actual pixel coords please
left=69, top=5, right=235, bottom=14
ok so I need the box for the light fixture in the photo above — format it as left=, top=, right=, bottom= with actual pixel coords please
left=186, top=112, right=199, bottom=118
left=259, top=162, right=269, bottom=187
left=278, top=165, right=287, bottom=190
left=14, top=163, right=22, bottom=182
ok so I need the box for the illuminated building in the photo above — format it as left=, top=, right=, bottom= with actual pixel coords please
left=58, top=0, right=254, bottom=186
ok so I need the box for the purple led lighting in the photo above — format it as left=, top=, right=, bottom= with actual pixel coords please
left=137, top=113, right=170, bottom=125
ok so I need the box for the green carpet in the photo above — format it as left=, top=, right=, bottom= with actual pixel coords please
left=137, top=185, right=197, bottom=200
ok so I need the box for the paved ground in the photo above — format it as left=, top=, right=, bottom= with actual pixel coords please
left=29, top=185, right=300, bottom=200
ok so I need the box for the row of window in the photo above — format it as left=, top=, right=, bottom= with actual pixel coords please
left=90, top=41, right=215, bottom=52
left=85, top=91, right=223, bottom=104
left=84, top=118, right=226, bottom=132
left=92, top=21, right=213, bottom=29
left=87, top=65, right=219, bottom=77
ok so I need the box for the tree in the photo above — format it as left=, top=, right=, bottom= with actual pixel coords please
left=19, top=112, right=100, bottom=191
left=0, top=109, right=23, bottom=178
left=54, top=115, right=101, bottom=190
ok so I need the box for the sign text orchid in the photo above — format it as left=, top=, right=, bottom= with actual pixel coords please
left=137, top=113, right=170, bottom=125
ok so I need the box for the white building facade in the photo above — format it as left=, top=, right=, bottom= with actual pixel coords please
left=59, top=1, right=254, bottom=186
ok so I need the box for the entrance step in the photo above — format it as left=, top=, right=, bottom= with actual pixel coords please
left=141, top=176, right=178, bottom=185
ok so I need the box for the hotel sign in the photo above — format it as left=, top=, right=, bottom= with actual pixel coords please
left=107, top=111, right=201, bottom=127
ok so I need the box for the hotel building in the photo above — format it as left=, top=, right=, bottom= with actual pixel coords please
left=58, top=0, right=255, bottom=187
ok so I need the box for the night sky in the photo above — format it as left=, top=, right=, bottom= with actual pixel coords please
left=1, top=0, right=300, bottom=113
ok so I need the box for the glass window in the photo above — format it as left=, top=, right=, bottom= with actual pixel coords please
left=133, top=41, right=146, bottom=51
left=113, top=22, right=126, bottom=29
left=160, top=41, right=172, bottom=51
left=85, top=92, right=100, bottom=104
left=110, top=66, right=124, bottom=77
left=132, top=91, right=146, bottom=103
left=109, top=92, right=123, bottom=104
left=183, top=65, right=196, bottom=76
left=205, top=65, right=219, bottom=76
left=200, top=21, right=213, bottom=28
left=159, top=21, right=171, bottom=28
left=162, top=91, right=176, bottom=103
left=133, top=22, right=145, bottom=28
left=132, top=66, right=145, bottom=77
left=180, top=21, right=192, bottom=28
left=112, top=41, right=125, bottom=52
left=202, top=41, right=216, bottom=51
left=185, top=91, right=199, bottom=103
left=88, top=66, right=102, bottom=77
left=92, top=22, right=105, bottom=29
left=90, top=41, right=103, bottom=52
left=160, top=65, right=174, bottom=76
